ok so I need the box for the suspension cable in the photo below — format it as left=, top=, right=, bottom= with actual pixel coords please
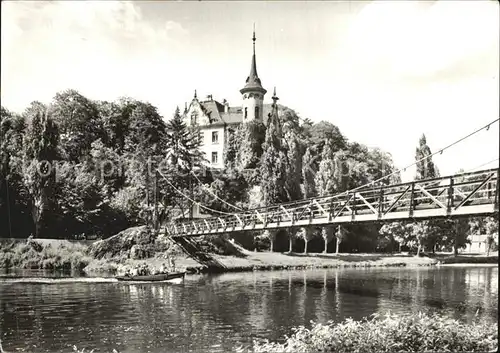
left=156, top=169, right=236, bottom=216
left=339, top=118, right=500, bottom=195
left=463, top=157, right=499, bottom=174
left=190, top=170, right=244, bottom=211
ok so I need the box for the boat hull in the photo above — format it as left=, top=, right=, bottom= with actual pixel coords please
left=115, top=271, right=186, bottom=282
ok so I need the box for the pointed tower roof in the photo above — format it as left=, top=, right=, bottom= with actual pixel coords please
left=240, top=25, right=267, bottom=95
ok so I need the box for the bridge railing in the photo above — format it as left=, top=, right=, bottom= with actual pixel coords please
left=166, top=168, right=498, bottom=237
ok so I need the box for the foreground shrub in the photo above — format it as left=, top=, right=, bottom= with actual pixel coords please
left=253, top=312, right=498, bottom=352
left=0, top=239, right=91, bottom=271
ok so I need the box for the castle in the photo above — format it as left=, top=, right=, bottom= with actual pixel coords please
left=181, top=29, right=283, bottom=169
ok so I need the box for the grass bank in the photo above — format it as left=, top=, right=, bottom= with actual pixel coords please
left=252, top=312, right=498, bottom=353
left=182, top=250, right=439, bottom=274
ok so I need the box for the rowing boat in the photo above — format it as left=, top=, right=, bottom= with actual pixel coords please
left=115, top=271, right=186, bottom=282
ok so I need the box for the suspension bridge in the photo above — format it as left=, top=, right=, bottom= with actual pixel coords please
left=165, top=168, right=498, bottom=238
left=161, top=118, right=499, bottom=241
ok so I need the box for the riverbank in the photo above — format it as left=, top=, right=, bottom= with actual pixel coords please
left=251, top=312, right=498, bottom=353
left=1, top=236, right=498, bottom=275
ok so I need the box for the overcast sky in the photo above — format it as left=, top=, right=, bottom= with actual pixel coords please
left=1, top=0, right=499, bottom=181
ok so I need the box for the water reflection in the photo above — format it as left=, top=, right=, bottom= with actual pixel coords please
left=0, top=267, right=497, bottom=353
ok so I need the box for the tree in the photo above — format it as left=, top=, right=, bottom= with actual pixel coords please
left=335, top=225, right=347, bottom=254
left=50, top=89, right=102, bottom=162
left=262, top=230, right=277, bottom=252
left=379, top=222, right=407, bottom=252
left=260, top=101, right=288, bottom=207
left=1, top=108, right=30, bottom=237
left=405, top=222, right=425, bottom=256
left=22, top=103, right=60, bottom=237
left=415, top=134, right=438, bottom=180
left=298, top=227, right=314, bottom=254
left=302, top=146, right=317, bottom=198
left=315, top=142, right=346, bottom=197
left=321, top=226, right=335, bottom=253
left=165, top=107, right=202, bottom=171
left=484, top=217, right=499, bottom=256
left=236, top=120, right=266, bottom=172
left=309, top=121, right=347, bottom=155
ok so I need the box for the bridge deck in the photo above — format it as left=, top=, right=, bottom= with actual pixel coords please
left=166, top=168, right=499, bottom=238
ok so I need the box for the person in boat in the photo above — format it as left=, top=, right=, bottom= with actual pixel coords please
left=159, top=263, right=167, bottom=274
left=170, top=257, right=176, bottom=272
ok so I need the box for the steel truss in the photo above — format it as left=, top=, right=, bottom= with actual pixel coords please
left=166, top=168, right=499, bottom=238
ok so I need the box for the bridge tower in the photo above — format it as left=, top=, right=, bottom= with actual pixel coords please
left=240, top=25, right=267, bottom=122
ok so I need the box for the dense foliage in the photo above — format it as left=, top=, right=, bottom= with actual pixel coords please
left=0, top=91, right=200, bottom=240
left=252, top=312, right=498, bottom=353
left=1, top=89, right=497, bottom=256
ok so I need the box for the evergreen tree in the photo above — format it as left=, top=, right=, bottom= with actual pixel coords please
left=259, top=102, right=288, bottom=206
left=302, top=146, right=317, bottom=198
left=166, top=107, right=203, bottom=171
left=415, top=134, right=438, bottom=180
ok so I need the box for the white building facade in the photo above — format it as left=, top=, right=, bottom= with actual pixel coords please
left=181, top=30, right=279, bottom=170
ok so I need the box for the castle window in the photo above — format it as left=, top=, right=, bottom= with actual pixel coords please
left=255, top=106, right=260, bottom=119
left=211, top=152, right=218, bottom=164
left=244, top=107, right=248, bottom=119
left=212, top=131, right=219, bottom=144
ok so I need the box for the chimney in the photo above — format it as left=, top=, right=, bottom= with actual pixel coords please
left=223, top=99, right=229, bottom=113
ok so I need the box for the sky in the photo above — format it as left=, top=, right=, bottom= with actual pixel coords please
left=1, top=0, right=499, bottom=181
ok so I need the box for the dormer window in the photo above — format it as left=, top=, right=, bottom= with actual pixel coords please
left=191, top=111, right=198, bottom=125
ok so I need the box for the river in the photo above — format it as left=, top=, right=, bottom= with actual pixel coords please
left=0, top=266, right=498, bottom=353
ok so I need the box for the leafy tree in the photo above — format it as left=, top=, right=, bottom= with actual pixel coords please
left=484, top=217, right=499, bottom=255
left=97, top=100, right=129, bottom=152
left=198, top=169, right=248, bottom=213
left=321, top=226, right=335, bottom=253
left=236, top=120, right=266, bottom=173
left=22, top=103, right=60, bottom=237
left=315, top=142, right=346, bottom=196
left=262, top=229, right=277, bottom=252
left=298, top=227, right=314, bottom=254
left=335, top=225, right=347, bottom=254
left=0, top=107, right=29, bottom=237
left=309, top=121, right=347, bottom=155
left=379, top=222, right=407, bottom=252
left=50, top=89, right=102, bottom=162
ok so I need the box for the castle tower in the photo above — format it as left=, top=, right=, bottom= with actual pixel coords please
left=240, top=25, right=267, bottom=122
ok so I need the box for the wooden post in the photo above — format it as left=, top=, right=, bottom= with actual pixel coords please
left=378, top=188, right=384, bottom=220
left=446, top=176, right=454, bottom=216
left=409, top=182, right=415, bottom=218
left=154, top=171, right=159, bottom=233
left=495, top=168, right=499, bottom=211
left=351, top=192, right=356, bottom=221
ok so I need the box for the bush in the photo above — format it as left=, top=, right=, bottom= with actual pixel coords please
left=252, top=312, right=498, bottom=353
left=0, top=240, right=91, bottom=271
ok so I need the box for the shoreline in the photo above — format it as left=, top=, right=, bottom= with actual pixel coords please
left=2, top=237, right=497, bottom=275
left=85, top=251, right=498, bottom=276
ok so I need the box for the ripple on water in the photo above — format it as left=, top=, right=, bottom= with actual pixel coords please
left=0, top=266, right=497, bottom=353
